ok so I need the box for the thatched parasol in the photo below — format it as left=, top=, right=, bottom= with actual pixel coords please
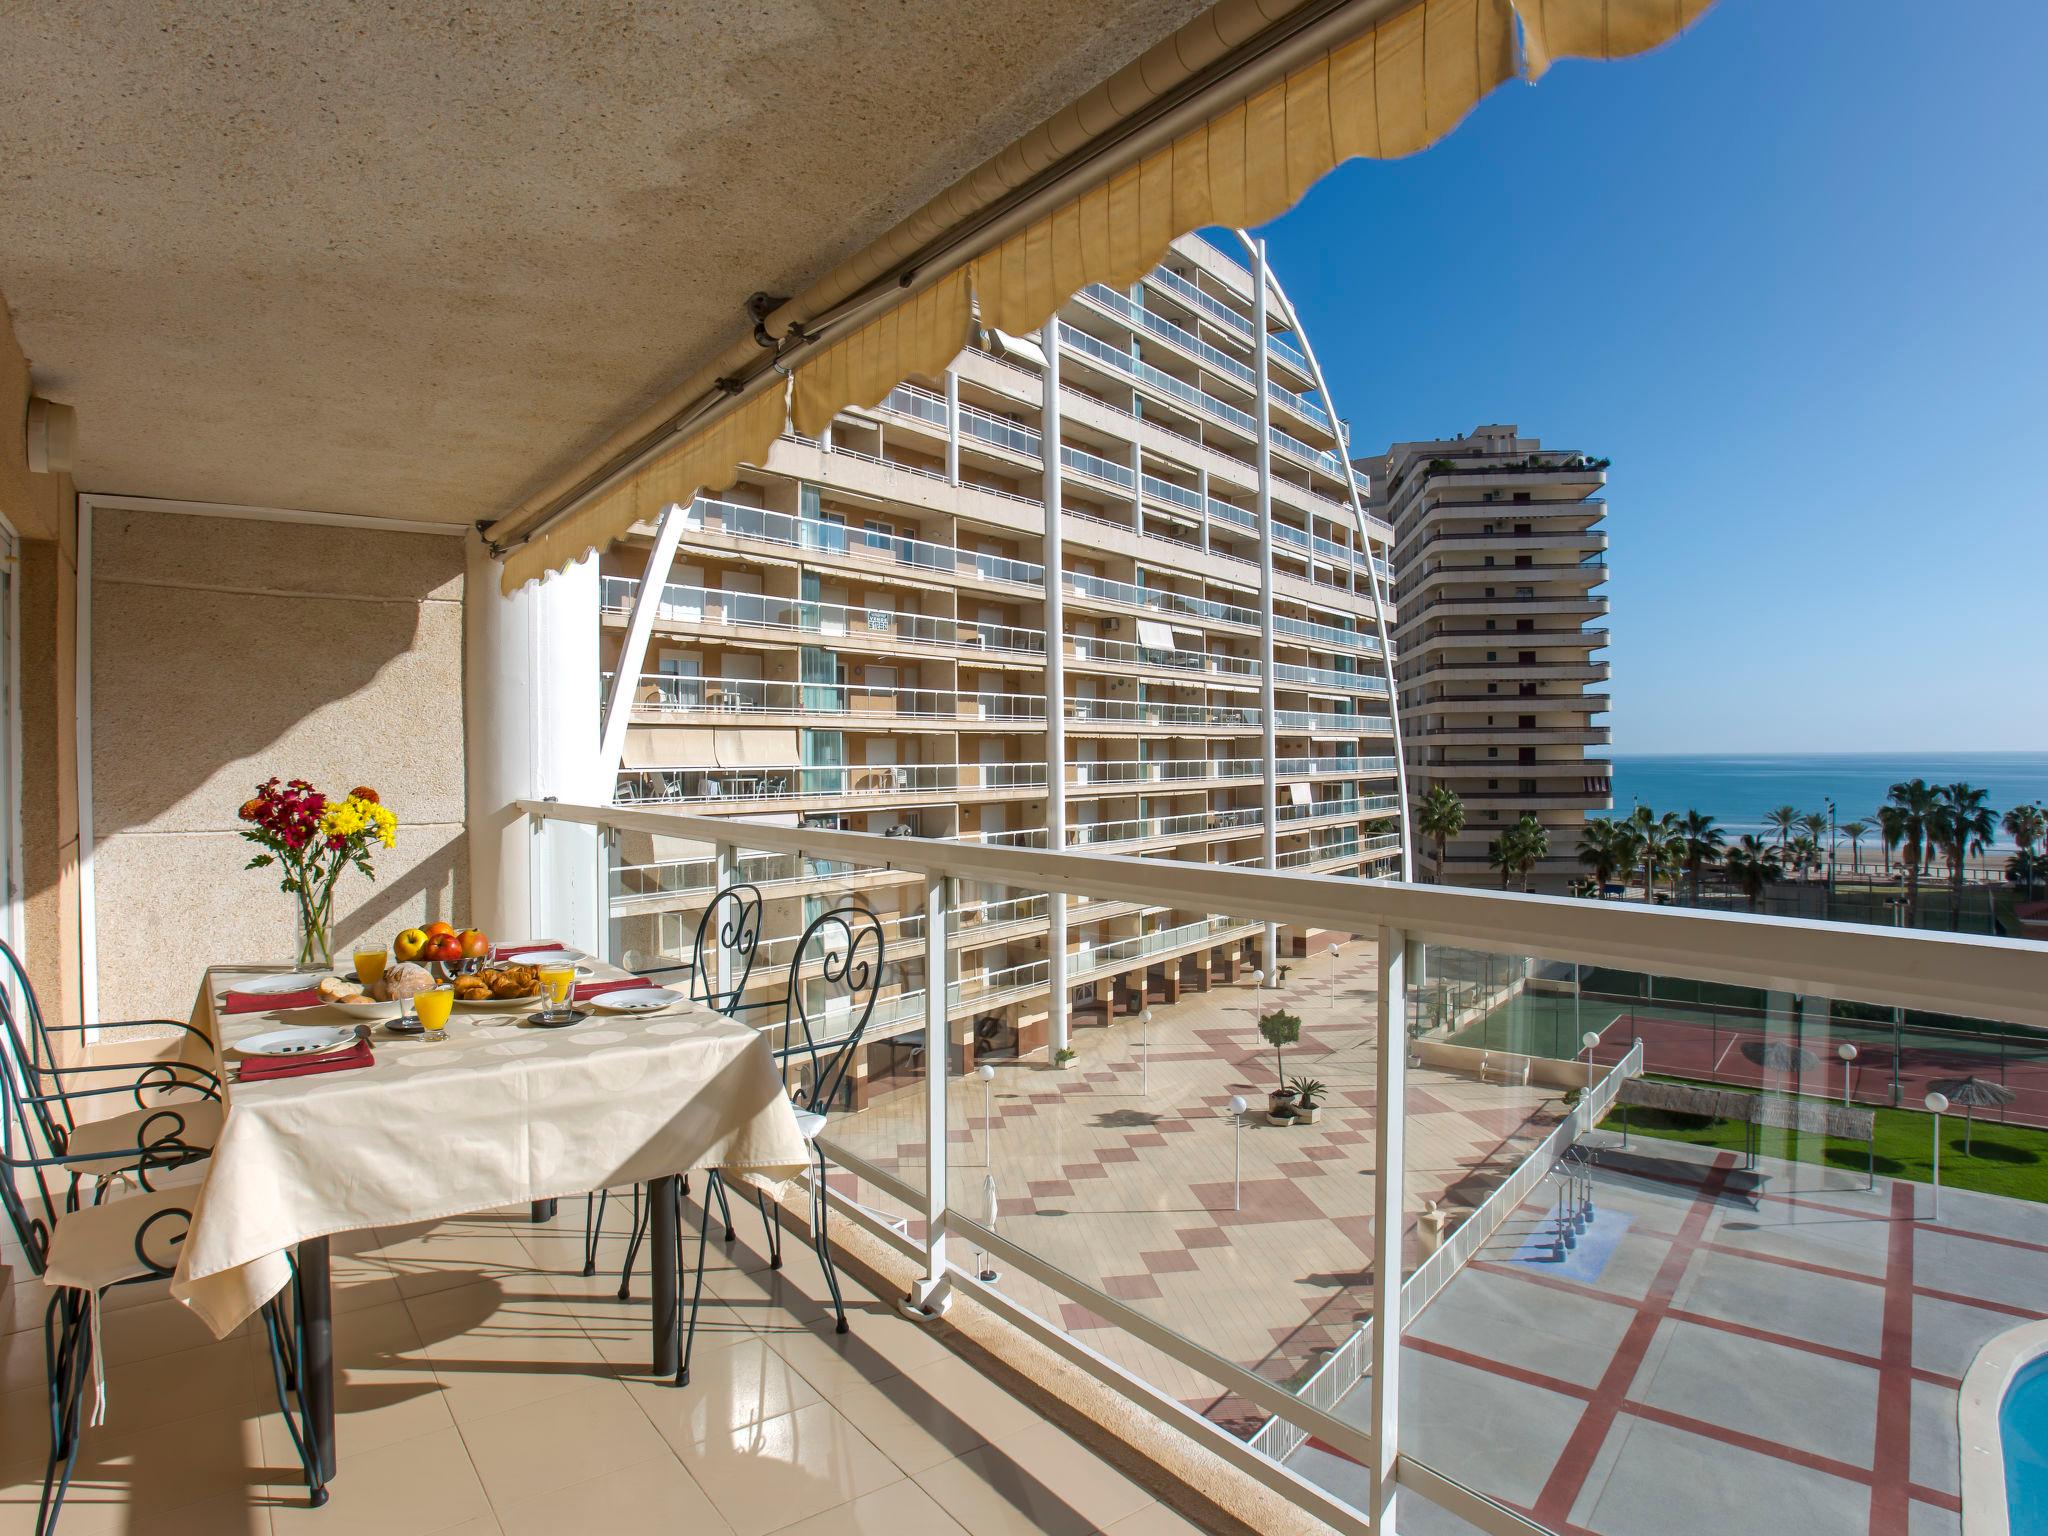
left=1927, top=1075, right=2016, bottom=1154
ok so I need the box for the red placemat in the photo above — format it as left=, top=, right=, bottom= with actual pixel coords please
left=233, top=1039, right=374, bottom=1083
left=223, top=987, right=323, bottom=1014
left=492, top=941, right=565, bottom=960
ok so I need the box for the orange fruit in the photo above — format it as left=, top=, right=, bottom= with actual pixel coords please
left=423, top=921, right=455, bottom=938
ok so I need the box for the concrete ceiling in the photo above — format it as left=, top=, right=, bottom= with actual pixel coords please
left=2, top=1, right=1210, bottom=524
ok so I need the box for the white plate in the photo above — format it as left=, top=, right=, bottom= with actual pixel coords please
left=589, top=986, right=684, bottom=1015
left=230, top=972, right=324, bottom=997
left=510, top=951, right=591, bottom=974
left=234, top=1024, right=360, bottom=1058
left=325, top=997, right=398, bottom=1020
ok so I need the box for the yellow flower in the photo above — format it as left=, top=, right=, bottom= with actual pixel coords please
left=319, top=794, right=397, bottom=850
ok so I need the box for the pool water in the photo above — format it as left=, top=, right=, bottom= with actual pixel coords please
left=2007, top=1355, right=2048, bottom=1535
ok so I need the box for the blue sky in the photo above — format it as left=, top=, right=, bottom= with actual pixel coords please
left=1251, top=0, right=2048, bottom=755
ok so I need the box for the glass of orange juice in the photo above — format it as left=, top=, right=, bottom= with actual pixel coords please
left=536, top=966, right=577, bottom=1025
left=353, top=948, right=388, bottom=992
left=413, top=984, right=455, bottom=1041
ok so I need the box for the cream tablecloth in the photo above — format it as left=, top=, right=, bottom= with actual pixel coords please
left=169, top=957, right=807, bottom=1337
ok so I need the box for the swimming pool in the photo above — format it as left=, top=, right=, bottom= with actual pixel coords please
left=2006, top=1355, right=2048, bottom=1535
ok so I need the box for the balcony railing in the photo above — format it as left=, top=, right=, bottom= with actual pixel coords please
left=530, top=798, right=2046, bottom=1536
left=600, top=576, right=1048, bottom=657
left=1077, top=283, right=1331, bottom=429
left=614, top=761, right=1050, bottom=804
left=1144, top=264, right=1312, bottom=374
left=613, top=673, right=1048, bottom=720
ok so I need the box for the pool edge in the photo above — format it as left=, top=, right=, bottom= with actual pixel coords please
left=1960, top=1318, right=2048, bottom=1536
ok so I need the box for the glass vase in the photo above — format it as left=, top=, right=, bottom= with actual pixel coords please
left=295, top=882, right=335, bottom=972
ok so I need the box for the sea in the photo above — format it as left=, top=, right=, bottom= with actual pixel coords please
left=1602, top=753, right=2048, bottom=852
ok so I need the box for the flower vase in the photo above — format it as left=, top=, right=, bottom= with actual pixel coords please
left=295, top=884, right=335, bottom=971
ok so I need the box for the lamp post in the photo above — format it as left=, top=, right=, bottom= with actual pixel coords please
left=976, top=1063, right=995, bottom=1167
left=1327, top=941, right=1341, bottom=1013
left=976, top=1172, right=1000, bottom=1282
left=1837, top=1042, right=1858, bottom=1107
left=1226, top=1095, right=1248, bottom=1212
left=1139, top=1008, right=1153, bottom=1096
left=1887, top=898, right=1907, bottom=1105
left=1581, top=1031, right=1601, bottom=1095
left=1924, top=1091, right=1948, bottom=1220
left=1825, top=796, right=1837, bottom=903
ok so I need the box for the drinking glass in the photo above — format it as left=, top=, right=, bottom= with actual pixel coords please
left=353, top=948, right=388, bottom=992
left=537, top=966, right=577, bottom=1024
left=413, top=985, right=455, bottom=1042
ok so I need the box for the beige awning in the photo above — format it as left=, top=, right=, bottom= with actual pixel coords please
left=621, top=725, right=715, bottom=769
left=986, top=328, right=1048, bottom=370
left=498, top=0, right=1713, bottom=591
left=1288, top=782, right=1313, bottom=806
left=1136, top=619, right=1176, bottom=650
left=715, top=727, right=801, bottom=767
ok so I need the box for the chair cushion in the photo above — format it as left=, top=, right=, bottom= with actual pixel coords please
left=64, top=1099, right=224, bottom=1169
left=42, top=1185, right=200, bottom=1293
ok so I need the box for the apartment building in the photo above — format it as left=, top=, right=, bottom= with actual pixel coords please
left=598, top=234, right=1403, bottom=1098
left=1365, top=424, right=1612, bottom=889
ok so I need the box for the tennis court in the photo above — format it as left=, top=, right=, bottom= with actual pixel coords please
left=1451, top=984, right=2048, bottom=1128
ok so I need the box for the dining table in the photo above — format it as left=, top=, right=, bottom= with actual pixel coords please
left=166, top=945, right=808, bottom=1497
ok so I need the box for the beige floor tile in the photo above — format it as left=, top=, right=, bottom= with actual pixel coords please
left=0, top=1401, right=270, bottom=1532
left=495, top=1451, right=731, bottom=1536
left=256, top=1298, right=454, bottom=1464
left=403, top=1281, right=613, bottom=1423
left=764, top=1310, right=955, bottom=1400
left=134, top=1488, right=273, bottom=1534
left=268, top=1426, right=494, bottom=1536
left=1101, top=1499, right=1211, bottom=1534
left=912, top=1421, right=1154, bottom=1536
left=456, top=1378, right=668, bottom=1506
left=824, top=1354, right=1045, bottom=1474
left=683, top=1399, right=901, bottom=1536
left=421, top=1519, right=503, bottom=1536
left=768, top=1477, right=971, bottom=1536
left=624, top=1337, right=822, bottom=1455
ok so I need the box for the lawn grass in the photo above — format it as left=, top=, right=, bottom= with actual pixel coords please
left=1604, top=1077, right=2048, bottom=1205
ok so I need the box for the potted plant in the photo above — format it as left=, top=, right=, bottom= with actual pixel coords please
left=1290, top=1077, right=1327, bottom=1125
left=1258, top=1007, right=1302, bottom=1121
left=1054, top=1046, right=1077, bottom=1069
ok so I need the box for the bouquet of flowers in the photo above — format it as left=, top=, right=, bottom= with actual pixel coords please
left=237, top=778, right=398, bottom=968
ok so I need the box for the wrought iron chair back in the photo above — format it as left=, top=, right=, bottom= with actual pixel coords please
left=0, top=1026, right=59, bottom=1273
left=688, top=883, right=763, bottom=1017
left=0, top=939, right=71, bottom=1141
left=778, top=905, right=885, bottom=1119
left=0, top=980, right=68, bottom=1161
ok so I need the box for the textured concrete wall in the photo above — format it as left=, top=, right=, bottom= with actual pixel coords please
left=89, top=506, right=467, bottom=1020
left=1, top=293, right=83, bottom=1040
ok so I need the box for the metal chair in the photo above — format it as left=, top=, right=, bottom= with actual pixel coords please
left=674, top=904, right=884, bottom=1386
left=0, top=985, right=323, bottom=1531
left=0, top=940, right=224, bottom=1201
left=580, top=884, right=762, bottom=1288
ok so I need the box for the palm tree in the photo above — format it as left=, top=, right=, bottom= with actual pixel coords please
left=1676, top=810, right=1724, bottom=905
left=2003, top=803, right=2045, bottom=899
left=1787, top=834, right=1820, bottom=881
left=1630, top=806, right=1680, bottom=904
left=1576, top=817, right=1629, bottom=895
left=1839, top=819, right=1869, bottom=873
left=1799, top=811, right=1829, bottom=880
left=1416, top=784, right=1465, bottom=884
left=1488, top=815, right=1548, bottom=890
left=2010, top=848, right=2048, bottom=899
left=1885, top=779, right=1941, bottom=927
left=1722, top=834, right=1783, bottom=912
left=1934, top=782, right=1996, bottom=930
left=1763, top=805, right=1800, bottom=861
left=1875, top=804, right=1904, bottom=878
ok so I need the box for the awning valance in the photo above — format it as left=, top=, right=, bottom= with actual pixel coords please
left=621, top=725, right=715, bottom=769
left=498, top=0, right=1712, bottom=592
left=715, top=727, right=801, bottom=767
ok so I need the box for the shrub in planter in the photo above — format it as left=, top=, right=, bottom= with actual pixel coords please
left=1258, top=1008, right=1303, bottom=1110
left=1289, top=1077, right=1327, bottom=1125
left=1265, top=1088, right=1298, bottom=1127
left=1054, top=1047, right=1077, bottom=1068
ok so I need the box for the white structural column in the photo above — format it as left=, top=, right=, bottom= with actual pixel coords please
left=1371, top=924, right=1408, bottom=1533
left=464, top=538, right=605, bottom=951
left=944, top=370, right=962, bottom=485
left=909, top=869, right=954, bottom=1315
left=1240, top=232, right=1414, bottom=880
left=597, top=500, right=687, bottom=783
left=1251, top=239, right=1280, bottom=965
left=1042, top=333, right=1071, bottom=1055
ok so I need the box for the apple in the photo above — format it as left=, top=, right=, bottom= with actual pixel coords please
left=393, top=926, right=428, bottom=962
left=423, top=932, right=462, bottom=964
left=457, top=928, right=490, bottom=960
